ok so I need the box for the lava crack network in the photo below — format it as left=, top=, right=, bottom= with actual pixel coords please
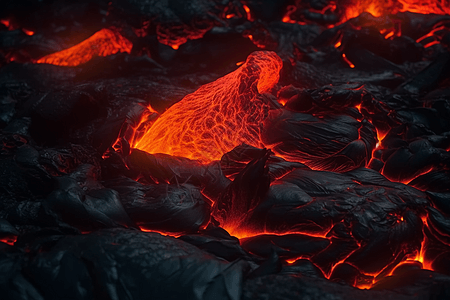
left=134, top=51, right=283, bottom=163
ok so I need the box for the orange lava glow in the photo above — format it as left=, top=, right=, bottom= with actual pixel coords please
left=415, top=22, right=448, bottom=48
left=0, top=237, right=17, bottom=246
left=341, top=0, right=450, bottom=22
left=354, top=217, right=433, bottom=289
left=36, top=28, right=132, bottom=67
left=243, top=33, right=268, bottom=49
left=229, top=213, right=435, bottom=290
left=110, top=104, right=159, bottom=156
left=282, top=5, right=302, bottom=24
left=139, top=226, right=180, bottom=237
left=278, top=98, right=288, bottom=106
left=282, top=0, right=450, bottom=25
left=342, top=53, right=355, bottom=68
left=375, top=128, right=388, bottom=148
left=243, top=4, right=254, bottom=21
left=402, top=166, right=434, bottom=185
left=424, top=40, right=441, bottom=48
left=412, top=217, right=433, bottom=270
left=417, top=25, right=446, bottom=43
left=0, top=18, right=19, bottom=31
left=22, top=28, right=34, bottom=36
left=0, top=19, right=11, bottom=28
left=232, top=229, right=331, bottom=241
left=134, top=51, right=283, bottom=163
left=1, top=19, right=35, bottom=35
left=398, top=0, right=450, bottom=15
left=281, top=2, right=336, bottom=25
left=384, top=30, right=395, bottom=39
left=156, top=23, right=212, bottom=50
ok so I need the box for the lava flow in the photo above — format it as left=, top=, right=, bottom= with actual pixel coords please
left=36, top=28, right=132, bottom=67
left=341, top=0, right=450, bottom=21
left=134, top=51, right=283, bottom=163
left=281, top=0, right=450, bottom=25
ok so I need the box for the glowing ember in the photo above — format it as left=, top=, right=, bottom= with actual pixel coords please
left=384, top=30, right=395, bottom=39
left=0, top=19, right=11, bottom=28
left=36, top=28, right=133, bottom=67
left=416, top=23, right=448, bottom=48
left=0, top=237, right=17, bottom=246
left=139, top=227, right=180, bottom=237
left=417, top=25, right=447, bottom=43
left=134, top=51, right=282, bottom=163
left=282, top=5, right=300, bottom=24
left=281, top=1, right=336, bottom=25
left=1, top=19, right=34, bottom=35
left=22, top=28, right=34, bottom=36
left=342, top=53, right=355, bottom=68
left=243, top=4, right=254, bottom=21
left=110, top=104, right=159, bottom=157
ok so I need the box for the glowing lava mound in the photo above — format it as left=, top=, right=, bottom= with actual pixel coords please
left=134, top=51, right=283, bottom=163
left=36, top=28, right=132, bottom=67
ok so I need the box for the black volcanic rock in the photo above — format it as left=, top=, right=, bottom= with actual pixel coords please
left=241, top=233, right=330, bottom=259
left=262, top=109, right=376, bottom=172
left=7, top=228, right=251, bottom=300
left=104, top=176, right=210, bottom=233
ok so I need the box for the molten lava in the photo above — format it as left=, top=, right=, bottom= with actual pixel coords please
left=341, top=0, right=450, bottom=21
left=342, top=53, right=355, bottom=68
left=282, top=0, right=450, bottom=25
left=0, top=19, right=12, bottom=29
left=36, top=28, right=132, bottom=67
left=134, top=51, right=283, bottom=163
left=0, top=237, right=17, bottom=246
left=22, top=29, right=34, bottom=36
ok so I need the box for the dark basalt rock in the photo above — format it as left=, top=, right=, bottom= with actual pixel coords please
left=125, top=149, right=230, bottom=200
left=262, top=109, right=377, bottom=172
left=220, top=143, right=308, bottom=181
left=240, top=233, right=330, bottom=259
left=213, top=149, right=271, bottom=231
left=242, top=273, right=442, bottom=300
left=105, top=176, right=210, bottom=233
left=6, top=228, right=251, bottom=300
left=179, top=225, right=248, bottom=262
left=0, top=218, right=19, bottom=240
